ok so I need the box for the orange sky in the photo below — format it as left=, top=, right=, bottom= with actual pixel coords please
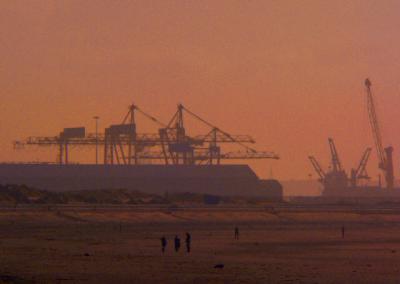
left=1, top=0, right=400, bottom=180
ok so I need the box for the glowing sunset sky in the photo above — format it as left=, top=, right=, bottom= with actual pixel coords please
left=1, top=1, right=400, bottom=180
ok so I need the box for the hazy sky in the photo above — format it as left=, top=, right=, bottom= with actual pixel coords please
left=1, top=0, right=400, bottom=180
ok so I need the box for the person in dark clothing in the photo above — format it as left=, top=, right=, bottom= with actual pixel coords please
left=234, top=226, right=239, bottom=240
left=174, top=235, right=181, bottom=252
left=341, top=225, right=345, bottom=239
left=161, top=236, right=167, bottom=253
left=185, top=232, right=191, bottom=253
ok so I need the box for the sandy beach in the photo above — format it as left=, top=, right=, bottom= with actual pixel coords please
left=0, top=205, right=399, bottom=283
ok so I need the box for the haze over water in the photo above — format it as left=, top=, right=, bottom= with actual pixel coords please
left=1, top=1, right=400, bottom=181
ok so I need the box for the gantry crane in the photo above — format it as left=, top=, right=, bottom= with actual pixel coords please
left=14, top=104, right=166, bottom=165
left=365, top=78, right=394, bottom=189
left=104, top=104, right=167, bottom=165
left=14, top=103, right=279, bottom=165
left=157, top=104, right=278, bottom=165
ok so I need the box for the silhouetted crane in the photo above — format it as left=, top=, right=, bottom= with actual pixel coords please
left=365, top=79, right=394, bottom=189
left=308, top=138, right=349, bottom=193
left=14, top=104, right=279, bottom=165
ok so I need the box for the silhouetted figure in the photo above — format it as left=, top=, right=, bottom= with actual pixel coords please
left=174, top=235, right=181, bottom=252
left=161, top=236, right=167, bottom=253
left=185, top=232, right=191, bottom=253
left=341, top=225, right=345, bottom=239
left=234, top=226, right=239, bottom=240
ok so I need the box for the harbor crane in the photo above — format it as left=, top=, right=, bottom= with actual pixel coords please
left=309, top=138, right=371, bottom=188
left=365, top=79, right=394, bottom=189
left=14, top=104, right=279, bottom=165
left=308, top=138, right=346, bottom=187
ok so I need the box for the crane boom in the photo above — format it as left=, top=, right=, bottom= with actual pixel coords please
left=328, top=138, right=342, bottom=172
left=364, top=79, right=394, bottom=189
left=355, top=147, right=372, bottom=179
left=365, top=79, right=386, bottom=167
left=308, top=156, right=325, bottom=182
left=350, top=147, right=372, bottom=188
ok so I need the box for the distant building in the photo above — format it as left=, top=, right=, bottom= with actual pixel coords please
left=0, top=164, right=282, bottom=200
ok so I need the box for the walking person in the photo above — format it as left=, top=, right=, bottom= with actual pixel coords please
left=234, top=226, right=239, bottom=240
left=185, top=232, right=191, bottom=253
left=161, top=236, right=167, bottom=254
left=174, top=235, right=181, bottom=252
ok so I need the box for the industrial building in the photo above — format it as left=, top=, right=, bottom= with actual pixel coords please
left=0, top=164, right=282, bottom=199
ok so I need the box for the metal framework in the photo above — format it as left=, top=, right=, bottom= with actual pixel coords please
left=309, top=139, right=372, bottom=188
left=308, top=156, right=325, bottom=182
left=354, top=147, right=372, bottom=180
left=350, top=147, right=372, bottom=187
left=328, top=138, right=342, bottom=172
left=14, top=103, right=279, bottom=165
left=365, top=79, right=394, bottom=189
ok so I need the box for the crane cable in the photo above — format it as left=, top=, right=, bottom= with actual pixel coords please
left=181, top=105, right=258, bottom=153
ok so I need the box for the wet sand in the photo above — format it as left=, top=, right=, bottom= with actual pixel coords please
left=0, top=206, right=400, bottom=283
